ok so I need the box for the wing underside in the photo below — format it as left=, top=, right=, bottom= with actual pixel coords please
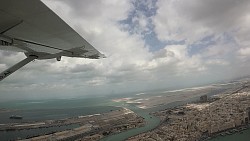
left=0, top=0, right=103, bottom=57
left=0, top=0, right=105, bottom=81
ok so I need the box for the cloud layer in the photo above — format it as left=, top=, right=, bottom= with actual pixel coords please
left=1, top=0, right=250, bottom=100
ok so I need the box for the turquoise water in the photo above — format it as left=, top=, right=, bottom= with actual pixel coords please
left=208, top=128, right=250, bottom=141
left=100, top=104, right=160, bottom=141
left=0, top=98, right=118, bottom=124
left=99, top=101, right=190, bottom=141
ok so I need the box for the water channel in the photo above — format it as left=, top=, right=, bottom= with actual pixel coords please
left=100, top=105, right=160, bottom=141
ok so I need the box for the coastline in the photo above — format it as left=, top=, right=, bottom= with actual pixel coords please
left=1, top=81, right=250, bottom=141
left=204, top=125, right=250, bottom=141
left=127, top=91, right=250, bottom=141
left=0, top=97, right=137, bottom=141
left=0, top=107, right=144, bottom=141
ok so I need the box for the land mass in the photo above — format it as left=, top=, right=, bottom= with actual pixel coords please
left=2, top=78, right=250, bottom=141
left=0, top=108, right=144, bottom=141
left=127, top=81, right=250, bottom=141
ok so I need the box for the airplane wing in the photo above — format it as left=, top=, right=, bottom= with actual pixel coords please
left=0, top=0, right=105, bottom=81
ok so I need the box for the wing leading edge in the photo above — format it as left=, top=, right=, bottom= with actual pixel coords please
left=0, top=0, right=105, bottom=81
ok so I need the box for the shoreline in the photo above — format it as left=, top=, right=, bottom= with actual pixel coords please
left=202, top=125, right=250, bottom=141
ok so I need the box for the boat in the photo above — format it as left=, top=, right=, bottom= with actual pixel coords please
left=9, top=115, right=23, bottom=119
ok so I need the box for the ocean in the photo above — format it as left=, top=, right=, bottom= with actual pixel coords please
left=0, top=97, right=121, bottom=140
left=0, top=97, right=120, bottom=123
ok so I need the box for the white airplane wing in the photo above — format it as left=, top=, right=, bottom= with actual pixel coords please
left=0, top=0, right=105, bottom=81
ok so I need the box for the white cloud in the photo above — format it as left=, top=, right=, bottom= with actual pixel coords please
left=239, top=48, right=250, bottom=56
left=2, top=0, right=250, bottom=100
left=153, top=0, right=250, bottom=43
left=151, top=0, right=250, bottom=77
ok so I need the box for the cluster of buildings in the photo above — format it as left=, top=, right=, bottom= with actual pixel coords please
left=128, top=92, right=250, bottom=141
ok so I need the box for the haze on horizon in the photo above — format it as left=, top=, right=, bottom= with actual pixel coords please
left=1, top=0, right=250, bottom=101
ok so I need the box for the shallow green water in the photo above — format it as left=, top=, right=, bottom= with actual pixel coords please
left=100, top=104, right=160, bottom=141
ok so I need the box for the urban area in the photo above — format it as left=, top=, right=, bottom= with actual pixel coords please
left=128, top=83, right=250, bottom=141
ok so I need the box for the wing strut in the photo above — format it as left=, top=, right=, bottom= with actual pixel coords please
left=0, top=55, right=37, bottom=81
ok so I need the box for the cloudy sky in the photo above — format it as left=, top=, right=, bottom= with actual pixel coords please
left=1, top=0, right=250, bottom=101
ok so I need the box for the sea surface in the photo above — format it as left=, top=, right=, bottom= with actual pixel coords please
left=0, top=97, right=121, bottom=140
left=0, top=97, right=119, bottom=123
